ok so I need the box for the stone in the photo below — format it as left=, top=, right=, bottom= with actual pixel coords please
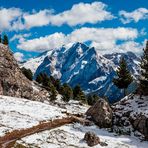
left=86, top=99, right=113, bottom=128
left=84, top=131, right=100, bottom=147
left=0, top=43, right=49, bottom=101
left=131, top=115, right=148, bottom=140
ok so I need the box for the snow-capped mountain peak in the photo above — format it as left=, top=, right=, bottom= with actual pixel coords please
left=22, top=42, right=140, bottom=102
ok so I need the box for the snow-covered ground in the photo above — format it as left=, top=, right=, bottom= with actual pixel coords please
left=0, top=95, right=147, bottom=148
left=16, top=123, right=148, bottom=148
left=0, top=95, right=66, bottom=137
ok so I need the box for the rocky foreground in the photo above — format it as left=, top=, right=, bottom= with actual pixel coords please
left=112, top=94, right=148, bottom=140
left=0, top=95, right=147, bottom=148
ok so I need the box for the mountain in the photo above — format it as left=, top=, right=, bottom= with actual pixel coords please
left=104, top=52, right=141, bottom=78
left=20, top=50, right=53, bottom=74
left=22, top=42, right=141, bottom=102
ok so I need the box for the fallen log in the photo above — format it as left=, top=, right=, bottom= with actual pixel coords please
left=0, top=117, right=75, bottom=148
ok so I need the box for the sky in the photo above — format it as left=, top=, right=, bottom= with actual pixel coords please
left=0, top=0, right=148, bottom=61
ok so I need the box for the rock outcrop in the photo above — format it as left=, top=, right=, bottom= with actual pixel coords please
left=84, top=131, right=100, bottom=147
left=0, top=44, right=49, bottom=101
left=86, top=99, right=113, bottom=128
left=112, top=94, right=148, bottom=140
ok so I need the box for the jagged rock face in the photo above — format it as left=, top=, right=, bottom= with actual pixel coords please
left=22, top=42, right=140, bottom=102
left=0, top=44, right=49, bottom=101
left=86, top=99, right=113, bottom=128
left=112, top=94, right=148, bottom=140
left=33, top=43, right=118, bottom=102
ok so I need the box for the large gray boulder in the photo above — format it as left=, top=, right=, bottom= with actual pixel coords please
left=86, top=99, right=113, bottom=128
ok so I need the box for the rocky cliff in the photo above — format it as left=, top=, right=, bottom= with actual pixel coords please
left=0, top=43, right=49, bottom=101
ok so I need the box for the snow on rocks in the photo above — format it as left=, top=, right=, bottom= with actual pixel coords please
left=112, top=94, right=148, bottom=140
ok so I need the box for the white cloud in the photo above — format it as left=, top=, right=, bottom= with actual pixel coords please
left=0, top=2, right=114, bottom=31
left=13, top=52, right=24, bottom=62
left=17, top=27, right=139, bottom=54
left=68, top=27, right=137, bottom=43
left=10, top=33, right=31, bottom=43
left=50, top=2, right=114, bottom=26
left=23, top=9, right=52, bottom=29
left=0, top=7, right=22, bottom=30
left=116, top=41, right=143, bottom=54
left=17, top=33, right=66, bottom=52
left=119, top=8, right=148, bottom=24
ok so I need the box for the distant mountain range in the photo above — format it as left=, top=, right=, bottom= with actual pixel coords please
left=21, top=42, right=141, bottom=102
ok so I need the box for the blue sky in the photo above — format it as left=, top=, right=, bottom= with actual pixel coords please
left=0, top=0, right=147, bottom=61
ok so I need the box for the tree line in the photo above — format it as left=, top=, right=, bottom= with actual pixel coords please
left=21, top=67, right=99, bottom=104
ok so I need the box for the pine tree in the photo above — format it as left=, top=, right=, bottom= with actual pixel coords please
left=60, top=83, right=73, bottom=102
left=73, top=85, right=86, bottom=103
left=87, top=94, right=99, bottom=105
left=0, top=34, right=1, bottom=43
left=139, top=40, right=148, bottom=96
left=21, top=67, right=33, bottom=81
left=113, top=57, right=133, bottom=96
left=3, top=34, right=9, bottom=45
left=36, top=74, right=43, bottom=84
left=50, top=84, right=57, bottom=101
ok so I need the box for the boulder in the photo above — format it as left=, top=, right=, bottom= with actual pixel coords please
left=86, top=99, right=113, bottom=128
left=130, top=115, right=148, bottom=140
left=84, top=131, right=100, bottom=147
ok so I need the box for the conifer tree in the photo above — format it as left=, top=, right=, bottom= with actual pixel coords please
left=139, top=40, right=148, bottom=96
left=113, top=57, right=133, bottom=96
left=50, top=84, right=57, bottom=101
left=21, top=67, right=33, bottom=81
left=87, top=94, right=99, bottom=105
left=3, top=34, right=9, bottom=45
left=73, top=85, right=86, bottom=103
left=60, top=83, right=73, bottom=102
left=0, top=34, right=1, bottom=43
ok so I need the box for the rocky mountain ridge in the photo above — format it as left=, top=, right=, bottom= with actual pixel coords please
left=22, top=42, right=141, bottom=102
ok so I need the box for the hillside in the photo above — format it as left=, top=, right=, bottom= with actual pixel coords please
left=0, top=43, right=49, bottom=101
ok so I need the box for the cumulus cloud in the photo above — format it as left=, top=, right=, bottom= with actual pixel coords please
left=0, top=2, right=114, bottom=31
left=13, top=52, right=24, bottom=61
left=119, top=8, right=148, bottom=24
left=17, top=27, right=139, bottom=54
left=17, top=33, right=66, bottom=52
left=0, top=7, right=22, bottom=31
left=23, top=9, right=52, bottom=29
left=91, top=41, right=143, bottom=55
left=50, top=2, right=114, bottom=26
left=10, top=33, right=31, bottom=43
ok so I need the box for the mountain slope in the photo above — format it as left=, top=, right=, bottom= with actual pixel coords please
left=20, top=50, right=53, bottom=74
left=22, top=42, right=141, bottom=102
